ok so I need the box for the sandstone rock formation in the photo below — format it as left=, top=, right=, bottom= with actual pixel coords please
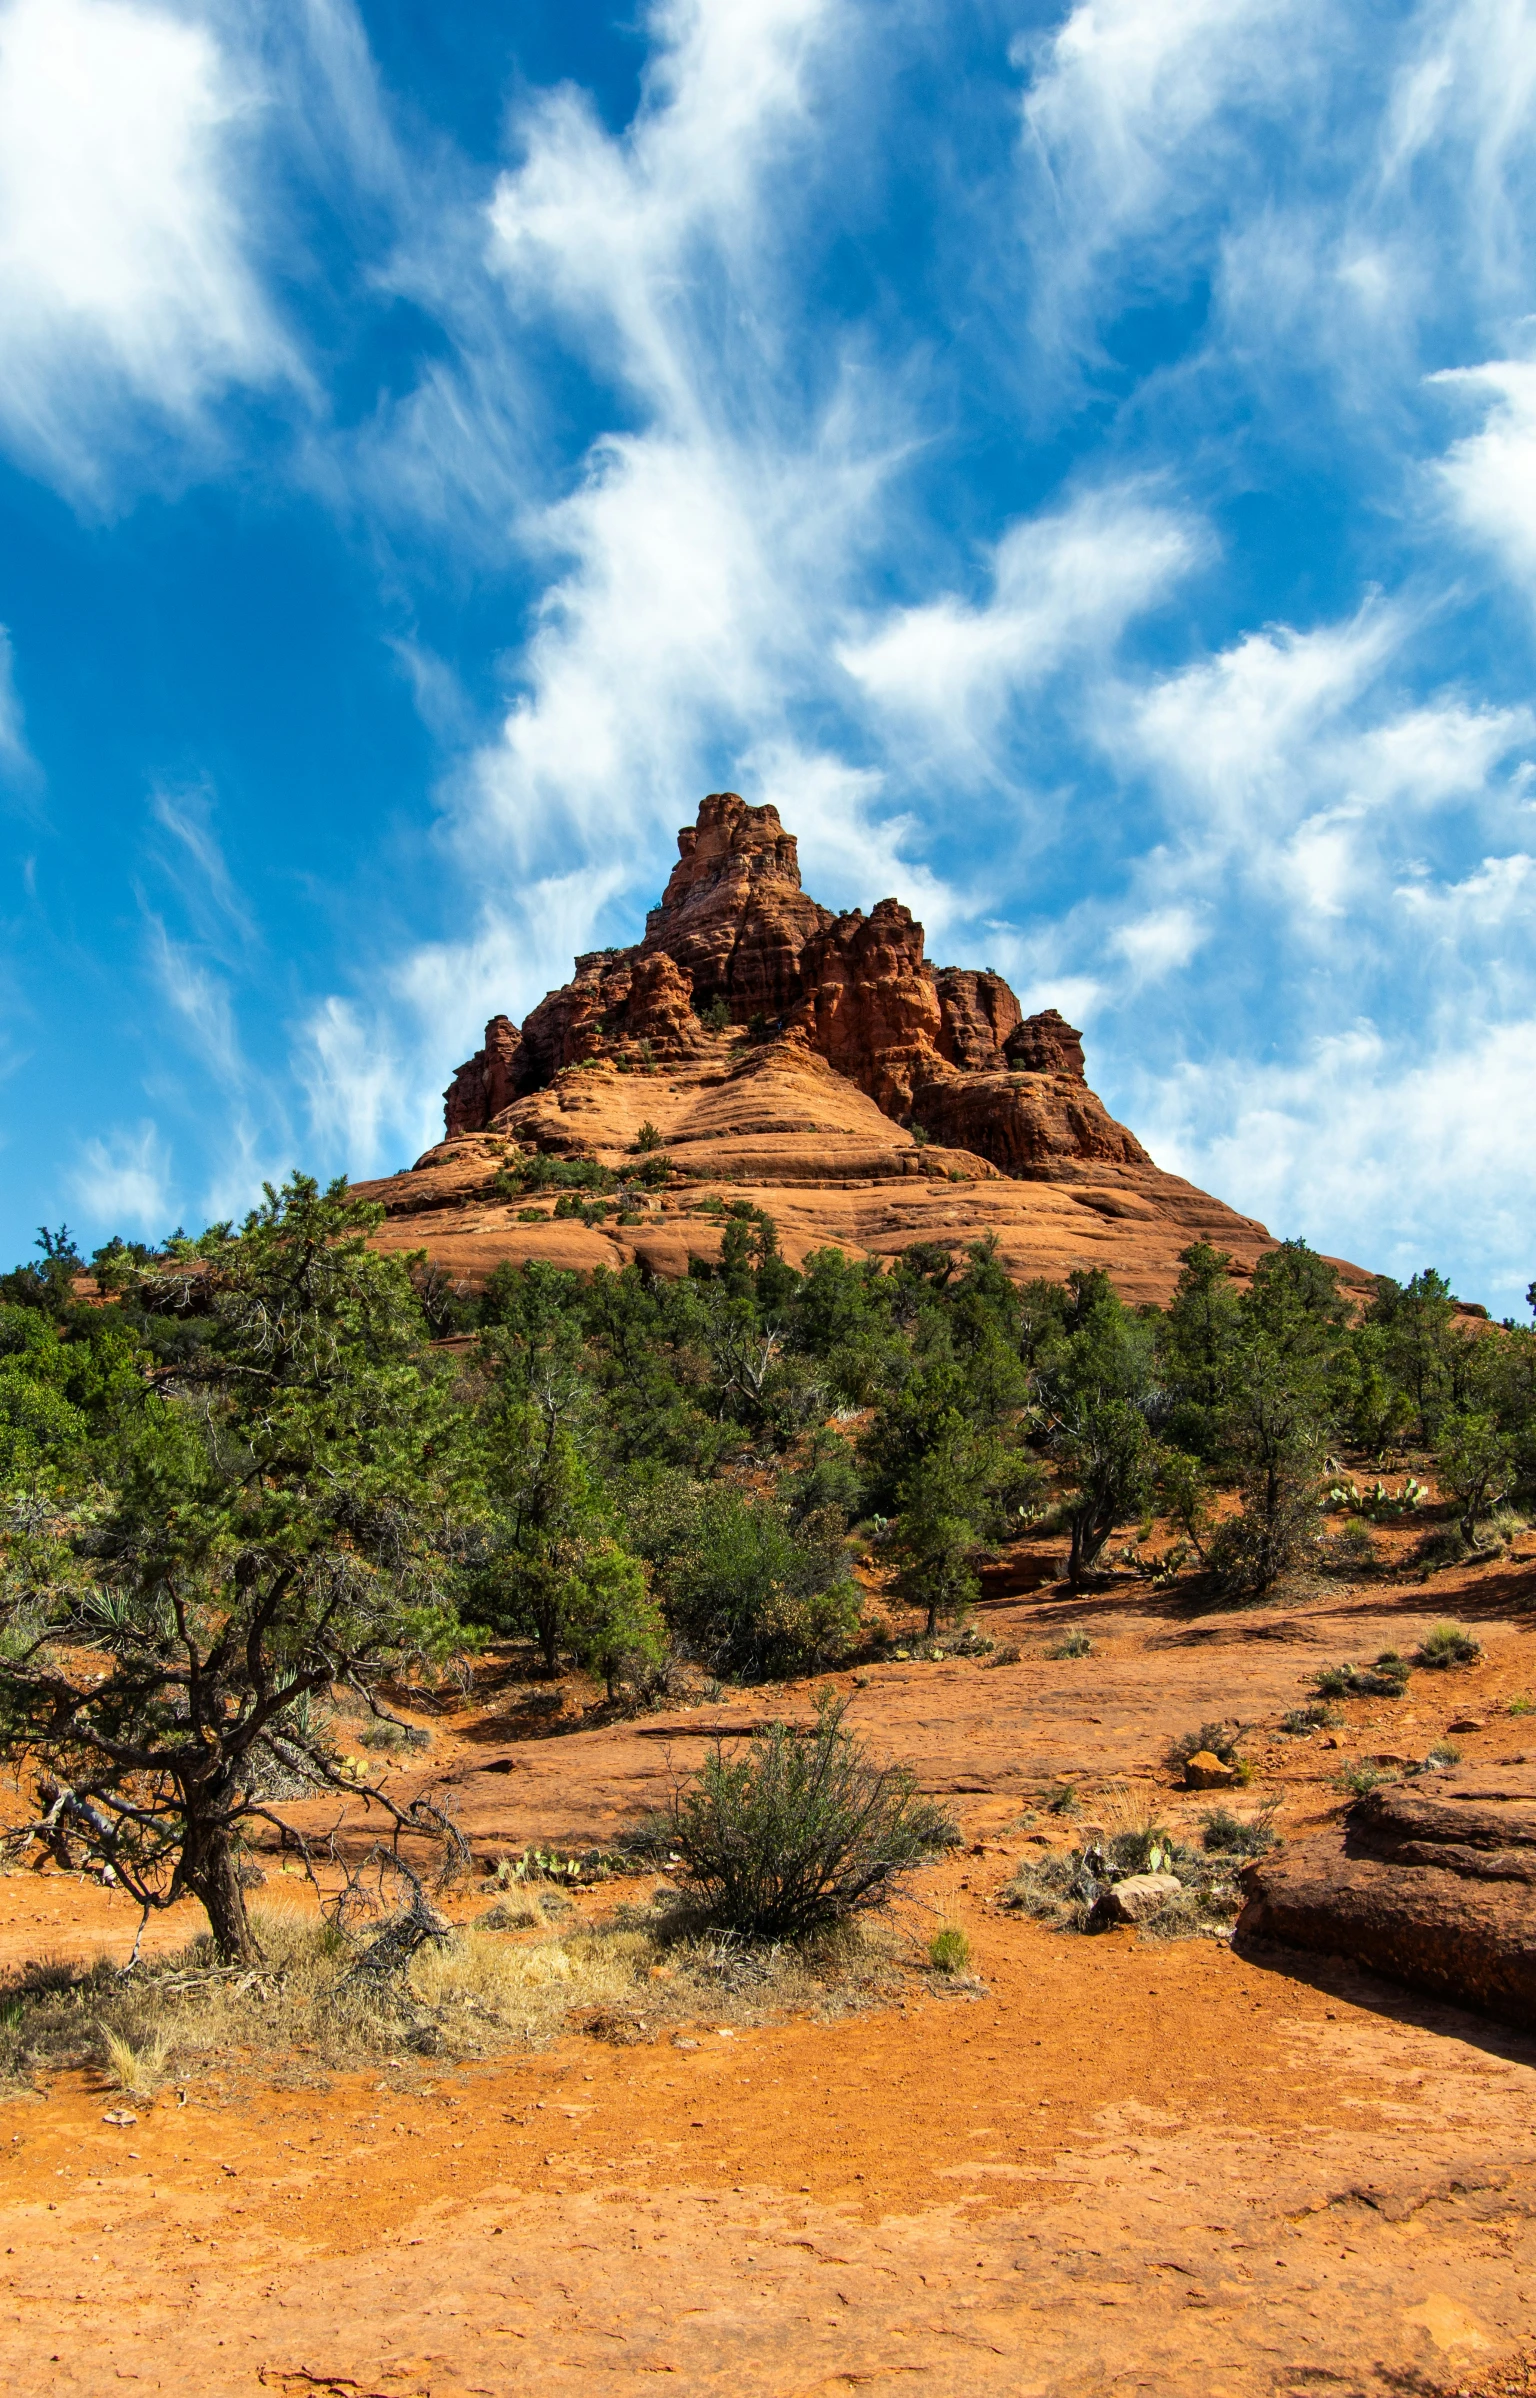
left=362, top=791, right=1374, bottom=1305
left=1236, top=1769, right=1536, bottom=2030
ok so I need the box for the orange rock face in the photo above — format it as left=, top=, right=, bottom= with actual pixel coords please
left=384, top=791, right=1375, bottom=1305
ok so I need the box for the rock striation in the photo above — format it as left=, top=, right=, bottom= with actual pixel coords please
left=363, top=791, right=1373, bottom=1304
left=1236, top=1769, right=1536, bottom=2031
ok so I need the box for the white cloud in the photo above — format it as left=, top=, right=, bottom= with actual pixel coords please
left=70, top=1120, right=174, bottom=1234
left=1433, top=357, right=1536, bottom=595
left=1138, top=1015, right=1536, bottom=1312
left=145, top=916, right=242, bottom=1085
left=1111, top=903, right=1206, bottom=983
left=0, top=0, right=293, bottom=493
left=319, top=0, right=923, bottom=1141
left=487, top=0, right=833, bottom=413
left=1079, top=608, right=1536, bottom=1019
left=1128, top=609, right=1397, bottom=830
left=1380, top=0, right=1536, bottom=294
left=0, top=624, right=39, bottom=790
left=838, top=488, right=1201, bottom=749
left=148, top=782, right=255, bottom=948
left=1015, top=0, right=1311, bottom=336
left=300, top=996, right=411, bottom=1174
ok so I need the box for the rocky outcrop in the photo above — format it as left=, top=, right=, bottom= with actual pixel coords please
left=910, top=1067, right=1151, bottom=1180
left=934, top=969, right=1023, bottom=1071
left=1005, top=1007, right=1086, bottom=1079
left=1236, top=1770, right=1536, bottom=2030
left=444, top=1013, right=523, bottom=1137
left=444, top=796, right=1156, bottom=1186
left=788, top=899, right=946, bottom=1116
left=640, top=790, right=831, bottom=1018
left=396, top=788, right=1377, bottom=1305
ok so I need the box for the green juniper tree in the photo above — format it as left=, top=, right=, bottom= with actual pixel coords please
left=0, top=1177, right=476, bottom=1961
left=1037, top=1272, right=1157, bottom=1587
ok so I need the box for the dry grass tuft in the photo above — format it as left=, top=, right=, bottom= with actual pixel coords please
left=102, top=2027, right=169, bottom=2096
left=0, top=1896, right=905, bottom=2094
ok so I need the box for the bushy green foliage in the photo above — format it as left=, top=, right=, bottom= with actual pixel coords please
left=1036, top=1270, right=1157, bottom=1587
left=0, top=1177, right=476, bottom=1961
left=928, top=1925, right=970, bottom=1974
left=1199, top=1804, right=1278, bottom=1857
left=1314, top=1654, right=1411, bottom=1699
left=661, top=1699, right=957, bottom=1938
left=1279, top=1701, right=1341, bottom=1734
left=1414, top=1621, right=1482, bottom=1670
left=1167, top=1720, right=1245, bottom=1769
left=8, top=1168, right=1536, bottom=1963
left=628, top=1477, right=860, bottom=1677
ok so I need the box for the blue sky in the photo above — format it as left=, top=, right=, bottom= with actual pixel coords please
left=3, top=0, right=1536, bottom=1309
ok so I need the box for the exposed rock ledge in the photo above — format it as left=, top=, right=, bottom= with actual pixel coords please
left=1237, top=1770, right=1536, bottom=2031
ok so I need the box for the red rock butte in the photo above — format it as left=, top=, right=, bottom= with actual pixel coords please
left=357, top=792, right=1371, bottom=1304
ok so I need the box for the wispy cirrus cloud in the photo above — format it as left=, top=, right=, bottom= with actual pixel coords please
left=0, top=624, right=40, bottom=796
left=0, top=0, right=301, bottom=498
left=838, top=486, right=1203, bottom=759
left=69, top=1120, right=175, bottom=1236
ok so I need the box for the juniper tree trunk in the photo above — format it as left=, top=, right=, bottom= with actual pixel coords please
left=181, top=1806, right=259, bottom=1962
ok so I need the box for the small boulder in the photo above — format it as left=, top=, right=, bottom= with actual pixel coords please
left=1448, top=1717, right=1484, bottom=1734
left=1090, top=1871, right=1184, bottom=1928
left=1183, top=1750, right=1236, bottom=1790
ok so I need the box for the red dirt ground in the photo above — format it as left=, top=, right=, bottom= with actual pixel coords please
left=4, top=1530, right=1536, bottom=2394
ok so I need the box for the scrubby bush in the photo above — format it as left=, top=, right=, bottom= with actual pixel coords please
left=635, top=1482, right=861, bottom=1678
left=1414, top=1621, right=1482, bottom=1670
left=1279, top=1701, right=1342, bottom=1735
left=660, top=1700, right=957, bottom=1940
left=1002, top=1827, right=1243, bottom=1940
left=1314, top=1654, right=1411, bottom=1700
left=1167, top=1721, right=1245, bottom=1771
left=1413, top=1523, right=1472, bottom=1572
left=1336, top=1761, right=1397, bottom=1796
left=928, top=1926, right=971, bottom=1975
left=1200, top=1805, right=1278, bottom=1857
left=1322, top=1517, right=1379, bottom=1572
left=1046, top=1628, right=1093, bottom=1659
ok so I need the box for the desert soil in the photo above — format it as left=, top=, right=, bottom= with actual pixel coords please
left=4, top=1528, right=1536, bottom=2395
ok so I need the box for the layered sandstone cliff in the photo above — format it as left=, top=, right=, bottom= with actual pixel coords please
left=359, top=793, right=1372, bottom=1305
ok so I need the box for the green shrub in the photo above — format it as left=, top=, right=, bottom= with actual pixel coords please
left=1323, top=1517, right=1378, bottom=1571
left=662, top=1700, right=957, bottom=1939
left=499, top=1154, right=616, bottom=1196
left=1413, top=1523, right=1472, bottom=1572
left=1199, top=1805, right=1278, bottom=1857
left=644, top=1484, right=861, bottom=1678
left=1336, top=1762, right=1396, bottom=1796
left=697, top=996, right=731, bottom=1033
left=635, top=1122, right=663, bottom=1153
left=1166, top=1720, right=1244, bottom=1770
left=1047, top=1628, right=1092, bottom=1659
left=928, top=1926, right=971, bottom=1975
left=1414, top=1621, right=1482, bottom=1670
left=1279, top=1701, right=1342, bottom=1735
left=1314, top=1655, right=1410, bottom=1700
